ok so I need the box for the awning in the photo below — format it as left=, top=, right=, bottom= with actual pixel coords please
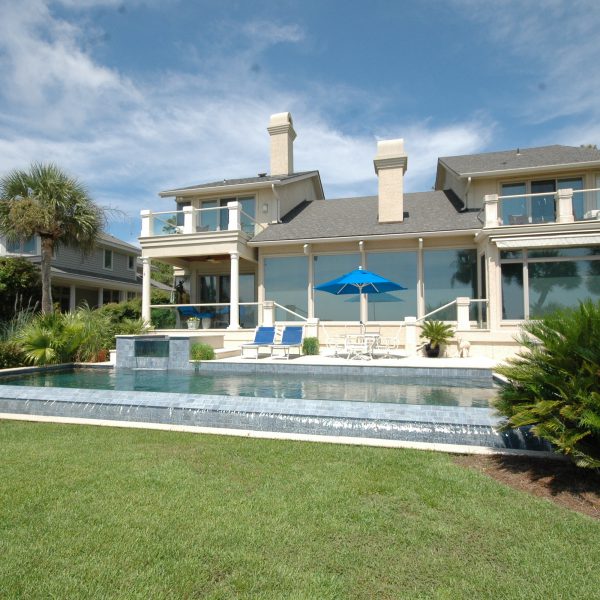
left=493, top=234, right=600, bottom=249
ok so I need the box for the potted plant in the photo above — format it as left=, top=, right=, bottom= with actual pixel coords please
left=187, top=316, right=200, bottom=330
left=419, top=320, right=454, bottom=358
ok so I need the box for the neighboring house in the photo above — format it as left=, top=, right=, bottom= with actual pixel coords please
left=139, top=112, right=600, bottom=356
left=0, top=232, right=142, bottom=311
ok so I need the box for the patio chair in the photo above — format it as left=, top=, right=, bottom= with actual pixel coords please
left=177, top=306, right=208, bottom=326
left=240, top=326, right=276, bottom=359
left=269, top=325, right=304, bottom=359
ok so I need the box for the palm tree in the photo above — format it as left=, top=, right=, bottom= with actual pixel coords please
left=0, top=163, right=105, bottom=313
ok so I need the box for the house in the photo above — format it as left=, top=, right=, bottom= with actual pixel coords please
left=0, top=232, right=143, bottom=311
left=138, top=112, right=600, bottom=357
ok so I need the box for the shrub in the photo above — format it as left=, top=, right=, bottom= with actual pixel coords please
left=190, top=342, right=215, bottom=361
left=302, top=337, right=320, bottom=355
left=0, top=340, right=26, bottom=368
left=0, top=257, right=41, bottom=321
left=495, top=300, right=600, bottom=468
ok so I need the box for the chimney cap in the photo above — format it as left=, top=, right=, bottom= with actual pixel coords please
left=374, top=138, right=407, bottom=174
left=269, top=112, right=293, bottom=128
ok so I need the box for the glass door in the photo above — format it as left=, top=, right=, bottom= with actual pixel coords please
left=531, top=180, right=556, bottom=223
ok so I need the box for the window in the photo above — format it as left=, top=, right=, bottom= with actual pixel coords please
left=499, top=246, right=600, bottom=319
left=500, top=177, right=584, bottom=224
left=198, top=196, right=256, bottom=233
left=128, top=255, right=135, bottom=270
left=103, top=249, right=113, bottom=270
left=5, top=236, right=37, bottom=254
left=127, top=291, right=138, bottom=301
left=423, top=249, right=477, bottom=320
left=314, top=253, right=361, bottom=321
left=366, top=251, right=417, bottom=320
left=103, top=289, right=120, bottom=304
left=264, top=256, right=309, bottom=321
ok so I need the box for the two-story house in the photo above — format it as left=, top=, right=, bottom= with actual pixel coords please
left=138, top=112, right=600, bottom=357
left=0, top=232, right=143, bottom=311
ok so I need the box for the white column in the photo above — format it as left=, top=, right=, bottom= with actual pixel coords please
left=263, top=300, right=275, bottom=326
left=69, top=285, right=76, bottom=312
left=557, top=188, right=575, bottom=223
left=140, top=209, right=153, bottom=237
left=228, top=252, right=240, bottom=329
left=305, top=243, right=314, bottom=318
left=456, top=297, right=471, bottom=331
left=484, top=194, right=500, bottom=227
left=183, top=205, right=194, bottom=233
left=228, top=201, right=241, bottom=231
left=97, top=288, right=104, bottom=308
left=142, top=257, right=152, bottom=324
left=404, top=316, right=417, bottom=355
left=359, top=241, right=367, bottom=322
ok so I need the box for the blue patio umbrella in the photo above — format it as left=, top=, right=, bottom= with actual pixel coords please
left=315, top=266, right=406, bottom=321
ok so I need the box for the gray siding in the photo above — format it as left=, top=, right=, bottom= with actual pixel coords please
left=54, top=244, right=138, bottom=283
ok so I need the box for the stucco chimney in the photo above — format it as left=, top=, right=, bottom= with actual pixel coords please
left=267, top=112, right=296, bottom=176
left=374, top=139, right=408, bottom=222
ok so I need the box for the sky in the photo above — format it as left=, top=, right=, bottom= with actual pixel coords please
left=1, top=0, right=600, bottom=245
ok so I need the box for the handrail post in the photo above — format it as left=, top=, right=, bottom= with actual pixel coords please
left=456, top=297, right=471, bottom=331
left=228, top=201, right=241, bottom=231
left=183, top=205, right=194, bottom=233
left=140, top=209, right=153, bottom=237
left=404, top=316, right=417, bottom=355
left=484, top=194, right=500, bottom=227
left=557, top=188, right=575, bottom=223
left=263, top=300, right=275, bottom=326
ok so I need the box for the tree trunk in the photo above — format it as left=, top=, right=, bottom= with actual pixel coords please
left=40, top=236, right=54, bottom=314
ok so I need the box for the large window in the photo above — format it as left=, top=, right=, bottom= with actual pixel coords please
left=366, top=251, right=416, bottom=320
left=264, top=256, right=308, bottom=321
left=500, top=177, right=584, bottom=224
left=6, top=236, right=36, bottom=254
left=423, top=249, right=477, bottom=320
left=500, top=246, right=600, bottom=319
left=198, top=196, right=255, bottom=234
left=314, top=254, right=361, bottom=321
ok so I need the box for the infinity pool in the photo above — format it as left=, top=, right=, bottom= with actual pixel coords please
left=0, top=368, right=497, bottom=407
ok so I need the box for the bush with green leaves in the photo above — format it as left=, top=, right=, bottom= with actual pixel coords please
left=302, top=337, right=320, bottom=355
left=495, top=300, right=600, bottom=468
left=12, top=304, right=148, bottom=366
left=190, top=342, right=215, bottom=361
left=0, top=340, right=26, bottom=368
left=0, top=257, right=41, bottom=322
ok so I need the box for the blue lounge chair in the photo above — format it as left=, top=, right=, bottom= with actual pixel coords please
left=270, top=326, right=304, bottom=359
left=241, top=326, right=276, bottom=358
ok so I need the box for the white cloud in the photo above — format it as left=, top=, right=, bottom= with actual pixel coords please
left=453, top=0, right=600, bottom=129
left=0, top=0, right=493, bottom=238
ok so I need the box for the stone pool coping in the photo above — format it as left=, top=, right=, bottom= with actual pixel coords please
left=0, top=412, right=562, bottom=459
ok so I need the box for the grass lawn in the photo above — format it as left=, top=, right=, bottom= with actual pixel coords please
left=1, top=421, right=599, bottom=599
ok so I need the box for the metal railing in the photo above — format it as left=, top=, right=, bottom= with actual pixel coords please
left=272, top=302, right=309, bottom=322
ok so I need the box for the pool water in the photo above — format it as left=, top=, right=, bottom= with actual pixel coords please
left=0, top=368, right=497, bottom=407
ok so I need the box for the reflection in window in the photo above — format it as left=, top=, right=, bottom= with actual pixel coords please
left=264, top=256, right=308, bottom=321
left=366, top=251, right=416, bottom=320
left=314, top=254, right=361, bottom=321
left=423, top=249, right=477, bottom=320
left=528, top=259, right=600, bottom=318
left=6, top=236, right=36, bottom=254
left=501, top=183, right=527, bottom=225
left=501, top=264, right=524, bottom=320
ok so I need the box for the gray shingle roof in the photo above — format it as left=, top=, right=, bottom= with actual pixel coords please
left=439, top=145, right=600, bottom=176
left=251, top=191, right=481, bottom=244
left=161, top=171, right=319, bottom=194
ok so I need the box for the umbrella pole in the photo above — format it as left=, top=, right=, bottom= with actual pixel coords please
left=360, top=290, right=368, bottom=324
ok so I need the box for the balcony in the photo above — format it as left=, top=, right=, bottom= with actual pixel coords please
left=483, top=187, right=600, bottom=228
left=141, top=202, right=264, bottom=239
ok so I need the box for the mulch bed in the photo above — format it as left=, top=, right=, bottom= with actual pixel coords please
left=454, top=453, right=600, bottom=519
